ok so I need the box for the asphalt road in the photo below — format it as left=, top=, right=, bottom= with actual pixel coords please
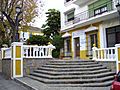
left=0, top=73, right=29, bottom=90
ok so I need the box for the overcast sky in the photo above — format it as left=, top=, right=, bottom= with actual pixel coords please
left=31, top=0, right=64, bottom=28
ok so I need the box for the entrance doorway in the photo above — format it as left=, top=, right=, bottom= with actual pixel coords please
left=74, top=37, right=80, bottom=58
left=88, top=34, right=97, bottom=56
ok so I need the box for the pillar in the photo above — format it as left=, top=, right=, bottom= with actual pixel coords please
left=11, top=42, right=23, bottom=78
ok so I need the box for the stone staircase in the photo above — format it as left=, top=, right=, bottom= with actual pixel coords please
left=27, top=60, right=115, bottom=87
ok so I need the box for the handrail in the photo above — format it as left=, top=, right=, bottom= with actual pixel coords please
left=65, top=1, right=116, bottom=25
left=2, top=47, right=11, bottom=59
left=1, top=44, right=55, bottom=59
left=92, top=46, right=116, bottom=61
left=23, top=45, right=55, bottom=58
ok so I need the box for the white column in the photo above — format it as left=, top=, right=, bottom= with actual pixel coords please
left=99, top=24, right=106, bottom=48
left=11, top=42, right=23, bottom=78
left=115, top=44, right=120, bottom=73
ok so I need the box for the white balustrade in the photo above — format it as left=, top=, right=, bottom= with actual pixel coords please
left=1, top=43, right=55, bottom=59
left=23, top=44, right=55, bottom=58
left=92, top=47, right=116, bottom=61
left=2, top=47, right=11, bottom=59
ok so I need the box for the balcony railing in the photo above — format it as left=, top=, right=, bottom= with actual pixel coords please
left=65, top=1, right=116, bottom=26
left=64, top=0, right=73, bottom=5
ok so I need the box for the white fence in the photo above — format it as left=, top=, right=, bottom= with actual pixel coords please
left=92, top=44, right=120, bottom=72
left=23, top=45, right=55, bottom=58
left=1, top=48, right=11, bottom=59
left=92, top=47, right=116, bottom=61
left=2, top=44, right=55, bottom=59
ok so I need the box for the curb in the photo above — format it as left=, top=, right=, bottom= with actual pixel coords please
left=14, top=78, right=37, bottom=90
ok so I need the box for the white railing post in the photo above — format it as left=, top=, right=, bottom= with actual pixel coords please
left=92, top=46, right=97, bottom=60
left=1, top=48, right=12, bottom=59
left=115, top=44, right=120, bottom=73
left=1, top=48, right=6, bottom=59
left=11, top=42, right=23, bottom=78
left=47, top=44, right=55, bottom=58
left=104, top=49, right=106, bottom=59
left=23, top=44, right=55, bottom=58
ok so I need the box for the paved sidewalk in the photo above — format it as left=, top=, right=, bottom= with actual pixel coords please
left=0, top=73, right=29, bottom=90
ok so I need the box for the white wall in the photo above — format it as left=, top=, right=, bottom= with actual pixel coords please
left=20, top=31, right=29, bottom=41
left=61, top=0, right=97, bottom=31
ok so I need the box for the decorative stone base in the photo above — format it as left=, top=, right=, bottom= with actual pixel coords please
left=23, top=58, right=53, bottom=76
left=98, top=61, right=116, bottom=72
left=2, top=59, right=12, bottom=79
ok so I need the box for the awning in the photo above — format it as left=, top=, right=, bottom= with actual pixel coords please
left=85, top=25, right=98, bottom=32
left=62, top=32, right=71, bottom=38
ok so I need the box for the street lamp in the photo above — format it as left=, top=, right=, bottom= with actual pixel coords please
left=15, top=6, right=22, bottom=42
left=16, top=7, right=21, bottom=14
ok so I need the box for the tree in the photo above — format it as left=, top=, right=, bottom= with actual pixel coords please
left=0, top=0, right=44, bottom=45
left=42, top=9, right=63, bottom=58
left=27, top=35, right=50, bottom=46
left=52, top=35, right=64, bottom=58
left=42, top=9, right=60, bottom=38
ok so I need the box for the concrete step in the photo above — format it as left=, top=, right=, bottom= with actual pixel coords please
left=38, top=65, right=107, bottom=71
left=35, top=68, right=111, bottom=74
left=42, top=63, right=102, bottom=68
left=28, top=75, right=114, bottom=84
left=46, top=61, right=99, bottom=65
left=15, top=77, right=111, bottom=90
left=24, top=59, right=115, bottom=87
left=32, top=70, right=115, bottom=78
left=48, top=80, right=113, bottom=87
left=48, top=60, right=95, bottom=63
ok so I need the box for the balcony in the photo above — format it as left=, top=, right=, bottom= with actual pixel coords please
left=64, top=1, right=117, bottom=31
left=73, top=0, right=93, bottom=6
left=64, top=0, right=74, bottom=6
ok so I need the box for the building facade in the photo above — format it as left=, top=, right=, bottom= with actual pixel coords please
left=61, top=0, right=120, bottom=59
left=19, top=26, right=43, bottom=42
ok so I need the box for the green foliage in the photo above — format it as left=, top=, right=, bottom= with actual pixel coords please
left=52, top=35, right=64, bottom=58
left=41, top=9, right=62, bottom=58
left=27, top=35, right=50, bottom=45
left=42, top=9, right=60, bottom=38
left=52, top=50, right=60, bottom=58
left=0, top=0, right=43, bottom=45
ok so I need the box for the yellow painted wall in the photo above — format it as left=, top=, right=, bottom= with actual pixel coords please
left=80, top=50, right=88, bottom=59
left=16, top=46, right=21, bottom=58
left=62, top=22, right=101, bottom=59
left=12, top=46, right=13, bottom=58
left=119, top=63, right=120, bottom=71
left=118, top=48, right=120, bottom=61
left=15, top=60, right=21, bottom=75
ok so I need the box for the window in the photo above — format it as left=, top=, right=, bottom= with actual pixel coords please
left=66, top=11, right=74, bottom=22
left=94, top=5, right=107, bottom=16
left=66, top=0, right=71, bottom=2
left=90, top=34, right=98, bottom=48
left=66, top=38, right=71, bottom=52
left=106, top=25, right=120, bottom=47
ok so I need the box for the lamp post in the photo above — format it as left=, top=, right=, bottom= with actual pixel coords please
left=15, top=6, right=22, bottom=42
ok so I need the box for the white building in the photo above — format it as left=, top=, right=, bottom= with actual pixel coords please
left=19, top=26, right=43, bottom=42
left=61, top=0, right=120, bottom=59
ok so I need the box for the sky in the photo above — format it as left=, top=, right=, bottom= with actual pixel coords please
left=31, top=0, right=64, bottom=28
